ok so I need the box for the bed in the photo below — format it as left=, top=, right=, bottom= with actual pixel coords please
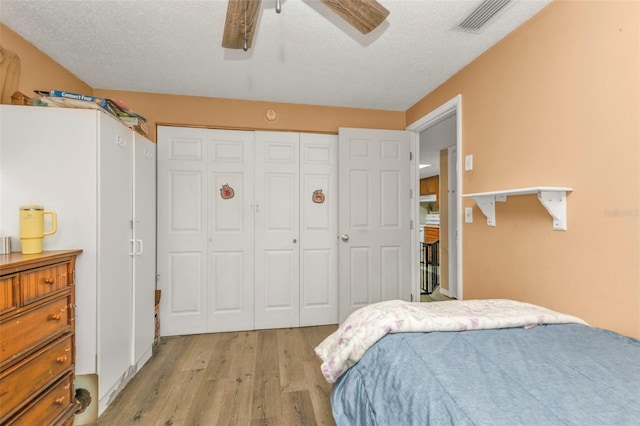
left=315, top=299, right=640, bottom=425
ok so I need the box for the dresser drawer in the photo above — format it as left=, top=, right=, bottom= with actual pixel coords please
left=0, top=335, right=73, bottom=420
left=0, top=274, right=18, bottom=315
left=5, top=372, right=75, bottom=426
left=20, top=262, right=70, bottom=305
left=0, top=296, right=71, bottom=368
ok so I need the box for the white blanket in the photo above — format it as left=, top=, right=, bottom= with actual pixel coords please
left=314, top=299, right=587, bottom=383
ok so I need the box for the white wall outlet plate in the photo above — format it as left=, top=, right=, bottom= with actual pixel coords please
left=465, top=154, right=473, bottom=171
left=465, top=207, right=473, bottom=223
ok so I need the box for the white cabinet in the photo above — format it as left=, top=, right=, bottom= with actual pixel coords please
left=0, top=105, right=156, bottom=416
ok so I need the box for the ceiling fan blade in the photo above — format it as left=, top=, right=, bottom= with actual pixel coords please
left=321, top=0, right=390, bottom=34
left=222, top=0, right=262, bottom=49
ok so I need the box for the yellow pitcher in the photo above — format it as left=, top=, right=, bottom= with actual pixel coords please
left=20, top=205, right=57, bottom=254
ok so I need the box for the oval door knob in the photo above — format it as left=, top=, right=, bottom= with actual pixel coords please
left=340, top=234, right=350, bottom=242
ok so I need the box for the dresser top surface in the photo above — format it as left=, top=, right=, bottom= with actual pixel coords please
left=0, top=250, right=83, bottom=272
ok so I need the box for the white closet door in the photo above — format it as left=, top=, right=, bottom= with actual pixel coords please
left=132, top=134, right=156, bottom=366
left=299, top=133, right=338, bottom=326
left=254, top=131, right=300, bottom=329
left=157, top=126, right=209, bottom=336
left=206, top=130, right=255, bottom=332
left=97, top=114, right=133, bottom=399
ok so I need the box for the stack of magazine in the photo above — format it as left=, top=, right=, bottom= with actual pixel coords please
left=33, top=90, right=149, bottom=136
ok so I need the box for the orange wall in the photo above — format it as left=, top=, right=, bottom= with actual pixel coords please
left=408, top=0, right=639, bottom=338
left=92, top=90, right=405, bottom=142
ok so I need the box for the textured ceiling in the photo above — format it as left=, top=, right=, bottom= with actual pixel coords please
left=0, top=0, right=551, bottom=111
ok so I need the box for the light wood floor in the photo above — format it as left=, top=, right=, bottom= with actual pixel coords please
left=95, top=325, right=338, bottom=426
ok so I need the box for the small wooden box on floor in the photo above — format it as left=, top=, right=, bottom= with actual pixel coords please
left=0, top=250, right=82, bottom=425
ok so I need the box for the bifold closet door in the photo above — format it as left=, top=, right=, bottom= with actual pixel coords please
left=159, top=127, right=338, bottom=335
left=254, top=132, right=339, bottom=328
left=157, top=127, right=255, bottom=336
left=254, top=131, right=301, bottom=329
left=206, top=130, right=255, bottom=332
left=299, top=133, right=338, bottom=326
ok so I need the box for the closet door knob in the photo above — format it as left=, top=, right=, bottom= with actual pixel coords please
left=340, top=234, right=350, bottom=242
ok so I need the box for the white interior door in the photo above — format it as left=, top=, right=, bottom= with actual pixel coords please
left=254, top=131, right=300, bottom=329
left=157, top=126, right=209, bottom=336
left=206, top=130, right=255, bottom=332
left=97, top=115, right=133, bottom=398
left=299, top=133, right=338, bottom=326
left=132, top=134, right=156, bottom=366
left=338, top=128, right=412, bottom=323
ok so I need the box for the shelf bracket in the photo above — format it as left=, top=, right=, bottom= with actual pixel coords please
left=473, top=195, right=506, bottom=227
left=538, top=190, right=568, bottom=231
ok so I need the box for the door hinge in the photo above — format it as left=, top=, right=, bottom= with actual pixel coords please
left=410, top=220, right=414, bottom=230
left=410, top=293, right=414, bottom=302
left=410, top=151, right=413, bottom=161
left=409, top=188, right=413, bottom=199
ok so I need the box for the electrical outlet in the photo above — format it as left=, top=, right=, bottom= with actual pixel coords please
left=465, top=155, right=473, bottom=171
left=465, top=207, right=473, bottom=223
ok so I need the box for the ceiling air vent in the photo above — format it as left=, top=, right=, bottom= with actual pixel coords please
left=454, top=0, right=513, bottom=33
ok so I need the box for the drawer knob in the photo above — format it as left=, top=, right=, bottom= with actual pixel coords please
left=54, top=396, right=65, bottom=405
left=44, top=277, right=56, bottom=285
left=49, top=313, right=62, bottom=321
left=56, top=355, right=68, bottom=363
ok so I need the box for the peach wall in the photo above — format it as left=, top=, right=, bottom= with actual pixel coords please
left=93, top=90, right=405, bottom=142
left=0, top=24, right=92, bottom=99
left=407, top=0, right=639, bottom=338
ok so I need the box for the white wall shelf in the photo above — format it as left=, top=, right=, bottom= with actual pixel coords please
left=462, top=187, right=573, bottom=231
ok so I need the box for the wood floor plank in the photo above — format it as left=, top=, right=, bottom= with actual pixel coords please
left=215, top=331, right=257, bottom=425
left=150, top=367, right=210, bottom=426
left=281, top=390, right=318, bottom=426
left=278, top=328, right=314, bottom=393
left=304, top=360, right=336, bottom=426
left=179, top=333, right=220, bottom=372
left=251, top=329, right=282, bottom=423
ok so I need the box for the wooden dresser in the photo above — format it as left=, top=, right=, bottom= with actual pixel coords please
left=0, top=250, right=82, bottom=425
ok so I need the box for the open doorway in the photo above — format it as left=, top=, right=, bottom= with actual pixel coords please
left=408, top=95, right=462, bottom=301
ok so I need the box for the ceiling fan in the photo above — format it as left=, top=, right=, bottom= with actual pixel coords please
left=222, top=0, right=390, bottom=50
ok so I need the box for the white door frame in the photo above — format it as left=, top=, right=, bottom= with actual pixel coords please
left=407, top=94, right=463, bottom=300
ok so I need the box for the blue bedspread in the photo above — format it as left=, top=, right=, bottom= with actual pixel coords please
left=331, top=324, right=640, bottom=425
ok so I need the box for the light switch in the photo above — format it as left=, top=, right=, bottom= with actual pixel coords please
left=465, top=155, right=473, bottom=171
left=465, top=207, right=473, bottom=223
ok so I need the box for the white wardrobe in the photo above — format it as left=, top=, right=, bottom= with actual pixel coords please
left=0, top=105, right=156, bottom=416
left=157, top=126, right=338, bottom=336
